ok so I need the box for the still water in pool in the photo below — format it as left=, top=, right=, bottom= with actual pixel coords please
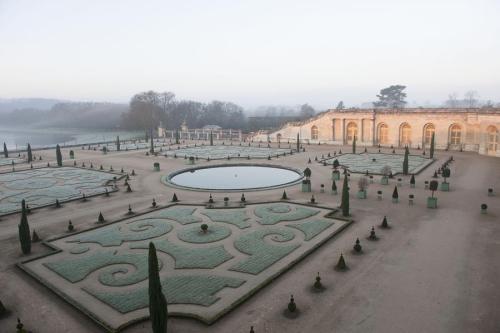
left=168, top=165, right=303, bottom=190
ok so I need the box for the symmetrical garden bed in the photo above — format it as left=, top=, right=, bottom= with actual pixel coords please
left=0, top=156, right=26, bottom=166
left=20, top=202, right=350, bottom=331
left=162, top=145, right=295, bottom=160
left=322, top=152, right=433, bottom=175
left=0, top=167, right=119, bottom=215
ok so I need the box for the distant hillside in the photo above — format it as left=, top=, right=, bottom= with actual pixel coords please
left=0, top=98, right=66, bottom=112
left=0, top=101, right=127, bottom=129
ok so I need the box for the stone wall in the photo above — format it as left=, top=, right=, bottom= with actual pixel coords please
left=251, top=108, right=500, bottom=157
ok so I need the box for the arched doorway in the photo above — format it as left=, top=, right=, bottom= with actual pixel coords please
left=399, top=123, right=412, bottom=147
left=423, top=123, right=435, bottom=147
left=486, top=125, right=498, bottom=153
left=377, top=123, right=389, bottom=144
left=346, top=122, right=358, bottom=143
left=449, top=124, right=462, bottom=146
left=311, top=126, right=319, bottom=140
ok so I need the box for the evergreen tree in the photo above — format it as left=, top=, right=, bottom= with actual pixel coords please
left=116, top=136, right=121, bottom=151
left=3, top=142, right=8, bottom=158
left=410, top=174, right=415, bottom=185
left=209, top=131, right=214, bottom=146
left=341, top=174, right=349, bottom=217
left=18, top=199, right=31, bottom=254
left=150, top=131, right=155, bottom=154
left=392, top=186, right=399, bottom=199
left=403, top=146, right=409, bottom=175
left=148, top=242, right=168, bottom=333
left=352, top=135, right=356, bottom=154
left=296, top=133, right=300, bottom=152
left=56, top=144, right=62, bottom=167
left=27, top=144, right=32, bottom=163
left=430, top=132, right=435, bottom=158
left=175, top=130, right=180, bottom=144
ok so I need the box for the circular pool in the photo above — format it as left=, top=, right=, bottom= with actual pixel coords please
left=163, top=164, right=304, bottom=191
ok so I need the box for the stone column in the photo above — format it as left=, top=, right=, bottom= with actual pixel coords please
left=341, top=119, right=346, bottom=145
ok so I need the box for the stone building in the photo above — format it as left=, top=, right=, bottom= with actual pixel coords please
left=251, top=108, right=500, bottom=157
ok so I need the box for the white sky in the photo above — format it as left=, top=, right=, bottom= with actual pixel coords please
left=0, top=0, right=499, bottom=109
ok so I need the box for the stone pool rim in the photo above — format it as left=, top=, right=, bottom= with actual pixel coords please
left=162, top=163, right=305, bottom=192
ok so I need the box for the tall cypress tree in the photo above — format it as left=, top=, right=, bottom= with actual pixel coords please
left=19, top=199, right=31, bottom=254
left=403, top=146, right=409, bottom=175
left=430, top=132, right=435, bottom=159
left=175, top=130, right=180, bottom=144
left=116, top=136, right=121, bottom=151
left=209, top=131, right=213, bottom=146
left=341, top=174, right=349, bottom=217
left=352, top=135, right=356, bottom=154
left=55, top=144, right=62, bottom=167
left=150, top=130, right=155, bottom=154
left=27, top=143, right=33, bottom=163
left=3, top=142, right=8, bottom=158
left=296, top=133, right=300, bottom=152
left=149, top=242, right=167, bottom=333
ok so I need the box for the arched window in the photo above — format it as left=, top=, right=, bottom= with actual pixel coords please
left=311, top=126, right=319, bottom=140
left=424, top=124, right=435, bottom=145
left=378, top=123, right=389, bottom=144
left=400, top=123, right=411, bottom=146
left=450, top=124, right=462, bottom=145
left=346, top=122, right=358, bottom=142
left=487, top=126, right=498, bottom=152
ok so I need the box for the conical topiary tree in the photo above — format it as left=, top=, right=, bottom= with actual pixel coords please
left=410, top=174, right=415, bottom=186
left=281, top=190, right=288, bottom=200
left=148, top=242, right=168, bottom=333
left=18, top=199, right=31, bottom=254
left=332, top=179, right=337, bottom=194
left=56, top=144, right=62, bottom=167
left=381, top=216, right=389, bottom=228
left=341, top=174, right=349, bottom=217
left=392, top=186, right=399, bottom=202
left=150, top=131, right=154, bottom=154
left=116, top=136, right=121, bottom=151
left=27, top=143, right=32, bottom=163
left=97, top=212, right=105, bottom=224
left=335, top=253, right=347, bottom=270
left=3, top=142, right=8, bottom=158
left=171, top=193, right=178, bottom=202
left=296, top=133, right=300, bottom=152
left=353, top=238, right=362, bottom=253
left=287, top=295, right=297, bottom=312
left=352, top=135, right=356, bottom=154
left=403, top=146, right=409, bottom=175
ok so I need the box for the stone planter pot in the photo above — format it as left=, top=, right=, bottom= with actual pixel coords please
left=424, top=181, right=429, bottom=190
left=301, top=180, right=312, bottom=192
left=392, top=197, right=399, bottom=203
left=410, top=183, right=415, bottom=188
left=427, top=197, right=438, bottom=208
left=357, top=190, right=367, bottom=199
left=153, top=163, right=160, bottom=171
left=381, top=177, right=389, bottom=185
left=440, top=182, right=450, bottom=192
left=320, top=184, right=325, bottom=193
left=397, top=178, right=402, bottom=187
left=409, top=194, right=414, bottom=205
left=332, top=171, right=340, bottom=180
left=331, top=190, right=338, bottom=195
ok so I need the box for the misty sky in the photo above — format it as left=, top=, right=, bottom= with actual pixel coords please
left=1, top=0, right=499, bottom=109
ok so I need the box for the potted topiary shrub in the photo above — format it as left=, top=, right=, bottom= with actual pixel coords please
left=153, top=162, right=160, bottom=171
left=331, top=179, right=337, bottom=195
left=481, top=203, right=488, bottom=214
left=409, top=194, right=414, bottom=205
left=188, top=156, right=195, bottom=165
left=424, top=180, right=429, bottom=189
left=331, top=159, right=340, bottom=180
left=488, top=188, right=494, bottom=196
left=302, top=167, right=312, bottom=192
left=377, top=190, right=382, bottom=200
left=397, top=178, right=402, bottom=187
left=380, top=165, right=391, bottom=185
left=201, top=224, right=208, bottom=233
left=224, top=197, right=229, bottom=206
left=392, top=186, right=399, bottom=203
left=320, top=184, right=325, bottom=193
left=440, top=167, right=451, bottom=191
left=427, top=180, right=439, bottom=208
left=102, top=146, right=107, bottom=154
left=357, top=177, right=368, bottom=199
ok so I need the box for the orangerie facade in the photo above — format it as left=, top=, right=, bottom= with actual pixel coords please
left=252, top=108, right=500, bottom=157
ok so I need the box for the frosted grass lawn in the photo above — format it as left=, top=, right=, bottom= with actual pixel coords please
left=323, top=152, right=433, bottom=175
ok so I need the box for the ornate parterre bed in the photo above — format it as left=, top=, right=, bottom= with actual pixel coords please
left=19, top=202, right=350, bottom=331
left=162, top=145, right=296, bottom=160
left=0, top=156, right=26, bottom=166
left=0, top=167, right=120, bottom=215
left=322, top=152, right=433, bottom=175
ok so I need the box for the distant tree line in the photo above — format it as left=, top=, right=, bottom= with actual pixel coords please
left=121, top=91, right=247, bottom=132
